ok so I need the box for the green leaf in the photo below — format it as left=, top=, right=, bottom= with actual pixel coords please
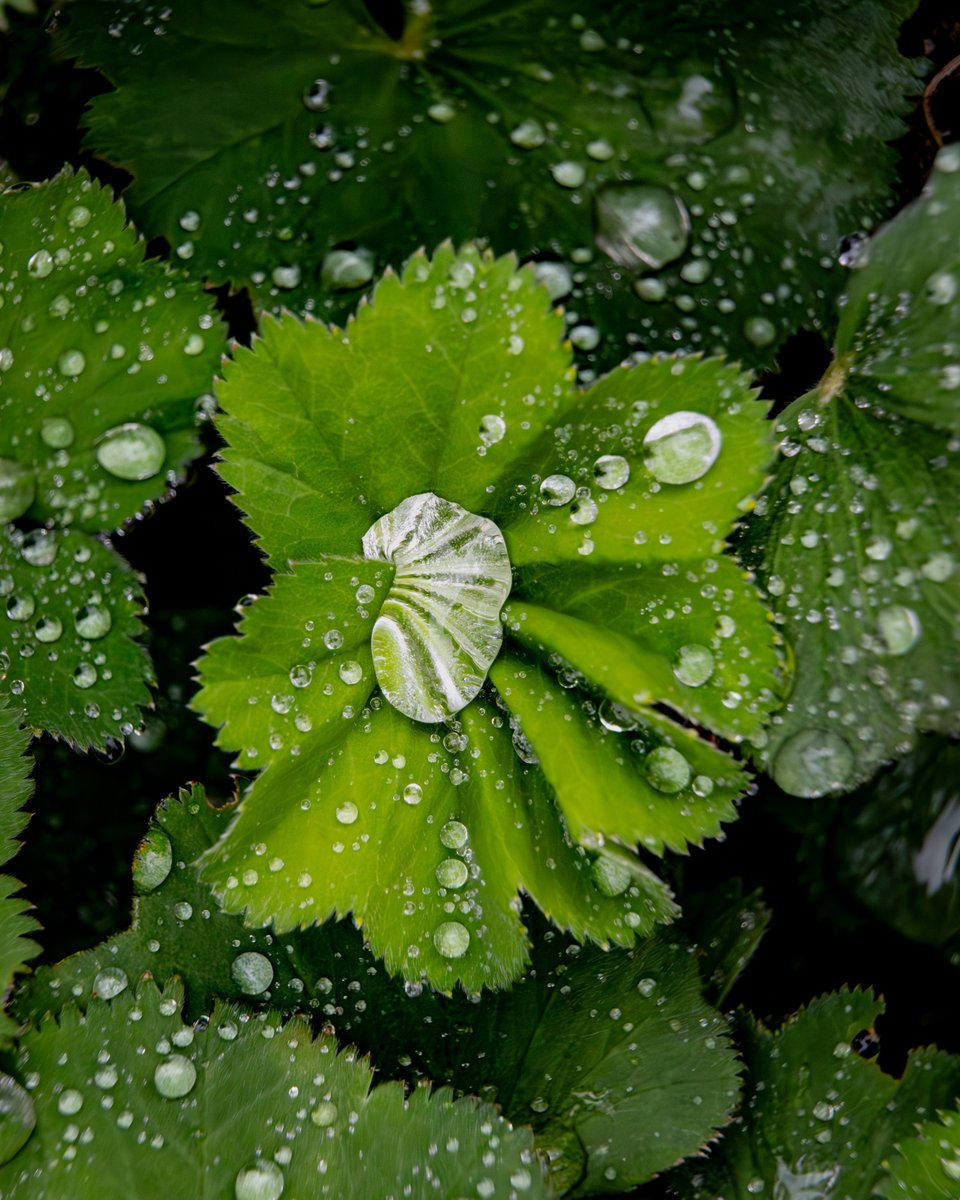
left=0, top=168, right=225, bottom=531
left=0, top=696, right=39, bottom=1039
left=879, top=1104, right=960, bottom=1198
left=1, top=526, right=152, bottom=749
left=15, top=790, right=740, bottom=1194
left=677, top=990, right=960, bottom=1200
left=0, top=978, right=547, bottom=1200
left=741, top=147, right=960, bottom=796
left=193, top=245, right=783, bottom=990
left=678, top=880, right=771, bottom=1007
left=55, top=0, right=919, bottom=364
left=836, top=142, right=960, bottom=432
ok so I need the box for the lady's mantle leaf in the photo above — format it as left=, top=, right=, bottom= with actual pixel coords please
left=0, top=697, right=39, bottom=1039
left=741, top=146, right=960, bottom=796
left=17, top=791, right=741, bottom=1194
left=193, top=245, right=782, bottom=991
left=879, top=1104, right=960, bottom=1198
left=0, top=979, right=546, bottom=1200
left=0, top=169, right=224, bottom=532
left=677, top=991, right=960, bottom=1200
left=55, top=0, right=919, bottom=364
left=0, top=526, right=152, bottom=749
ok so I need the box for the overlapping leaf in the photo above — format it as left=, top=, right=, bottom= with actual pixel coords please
left=0, top=526, right=151, bottom=748
left=0, top=168, right=224, bottom=531
left=55, top=0, right=920, bottom=364
left=880, top=1104, right=960, bottom=1198
left=741, top=145, right=960, bottom=796
left=15, top=787, right=742, bottom=1195
left=677, top=990, right=960, bottom=1199
left=0, top=697, right=39, bottom=1039
left=0, top=978, right=547, bottom=1198
left=193, top=244, right=783, bottom=991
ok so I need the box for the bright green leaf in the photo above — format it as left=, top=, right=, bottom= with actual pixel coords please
left=55, top=0, right=919, bottom=364
left=15, top=789, right=740, bottom=1194
left=0, top=696, right=39, bottom=1039
left=193, top=246, right=783, bottom=990
left=0, top=978, right=547, bottom=1199
left=741, top=147, right=960, bottom=796
left=0, top=168, right=225, bottom=531
left=677, top=990, right=960, bottom=1200
left=0, top=526, right=152, bottom=748
left=880, top=1104, right=960, bottom=1198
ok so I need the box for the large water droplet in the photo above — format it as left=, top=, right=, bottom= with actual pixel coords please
left=772, top=729, right=854, bottom=798
left=231, top=952, right=274, bottom=995
left=593, top=455, right=630, bottom=490
left=641, top=63, right=735, bottom=144
left=877, top=605, right=921, bottom=655
left=57, top=349, right=86, bottom=377
left=436, top=858, right=468, bottom=889
left=0, top=1073, right=35, bottom=1165
left=311, top=1101, right=338, bottom=1127
left=434, top=921, right=470, bottom=958
left=96, top=423, right=165, bottom=481
left=93, top=967, right=129, bottom=1000
left=34, top=615, right=62, bottom=643
left=0, top=460, right=36, bottom=522
left=643, top=411, right=722, bottom=484
left=362, top=493, right=511, bottom=723
left=440, top=820, right=468, bottom=849
left=154, top=1055, right=197, bottom=1099
left=20, top=530, right=58, bottom=567
left=236, top=1160, right=285, bottom=1200
left=27, top=250, right=53, bottom=278
left=673, top=644, right=715, bottom=687
left=57, top=1089, right=84, bottom=1116
left=40, top=417, right=75, bottom=449
left=6, top=593, right=35, bottom=622
left=595, top=185, right=690, bottom=271
left=591, top=855, right=632, bottom=896
left=322, top=248, right=375, bottom=290
left=75, top=604, right=112, bottom=640
left=539, top=474, right=576, bottom=506
left=644, top=747, right=691, bottom=793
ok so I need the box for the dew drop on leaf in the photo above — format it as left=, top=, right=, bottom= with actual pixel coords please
left=235, top=1159, right=284, bottom=1200
left=877, top=605, right=921, bottom=656
left=771, top=728, right=855, bottom=798
left=93, top=967, right=129, bottom=999
left=0, top=460, right=36, bottom=522
left=643, top=411, right=722, bottom=484
left=311, top=1101, right=338, bottom=1128
left=644, top=747, right=692, bottom=794
left=439, top=820, right=468, bottom=849
left=593, top=455, right=630, bottom=490
left=434, top=921, right=471, bottom=958
left=96, top=423, right=166, bottom=481
left=154, top=1055, right=197, bottom=1099
left=39, top=417, right=75, bottom=449
left=362, top=493, right=512, bottom=723
left=539, top=474, right=576, bottom=506
left=594, top=184, right=690, bottom=270
left=72, top=662, right=98, bottom=689
left=436, top=858, right=469, bottom=889
left=75, top=604, right=112, bottom=639
left=0, top=1074, right=35, bottom=1165
left=591, top=855, right=632, bottom=897
left=231, top=952, right=274, bottom=995
left=673, top=644, right=715, bottom=687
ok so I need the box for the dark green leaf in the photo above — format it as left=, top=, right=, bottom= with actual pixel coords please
left=0, top=168, right=225, bottom=531
left=677, top=990, right=960, bottom=1200
left=15, top=789, right=740, bottom=1194
left=741, top=147, right=960, bottom=795
left=1, top=527, right=152, bottom=748
left=0, top=977, right=547, bottom=1199
left=193, top=246, right=783, bottom=989
left=55, top=0, right=920, bottom=364
left=0, top=696, right=39, bottom=1040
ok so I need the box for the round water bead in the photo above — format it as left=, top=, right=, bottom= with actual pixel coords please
left=133, top=825, right=173, bottom=893
left=877, top=605, right=921, bottom=656
left=593, top=455, right=630, bottom=490
left=771, top=729, right=854, bottom=798
left=0, top=460, right=36, bottom=523
left=436, top=858, right=469, bottom=889
left=93, top=967, right=129, bottom=1000
left=643, top=411, right=722, bottom=484
left=644, top=747, right=692, bottom=793
left=235, top=1160, right=285, bottom=1200
left=591, top=855, right=632, bottom=897
left=96, top=423, right=165, bottom=481
left=231, top=952, right=274, bottom=995
left=539, top=474, right=576, bottom=506
left=434, top=921, right=470, bottom=958
left=673, top=644, right=715, bottom=687
left=595, top=184, right=690, bottom=271
left=154, top=1055, right=197, bottom=1099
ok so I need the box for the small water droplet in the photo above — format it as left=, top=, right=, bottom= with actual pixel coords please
left=133, top=826, right=173, bottom=893
left=439, top=821, right=468, bottom=849
left=311, top=1101, right=338, bottom=1127
left=510, top=119, right=546, bottom=149
left=57, top=349, right=86, bottom=376
left=40, top=417, right=75, bottom=449
left=338, top=660, right=363, bottom=685
left=539, top=474, right=576, bottom=506
left=335, top=801, right=358, bottom=825
left=72, top=662, right=98, bottom=689
left=322, top=248, right=374, bottom=291
left=402, top=782, right=423, bottom=805
left=75, top=604, right=112, bottom=639
left=591, top=855, right=631, bottom=896
left=593, top=455, right=630, bottom=490
left=0, top=460, right=36, bottom=522
left=877, top=605, right=921, bottom=656
left=57, top=1089, right=84, bottom=1116
left=34, top=615, right=63, bottom=643
left=302, top=78, right=330, bottom=112
left=551, top=161, right=586, bottom=188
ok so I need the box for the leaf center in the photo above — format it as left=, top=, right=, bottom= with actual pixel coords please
left=362, top=492, right=512, bottom=723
